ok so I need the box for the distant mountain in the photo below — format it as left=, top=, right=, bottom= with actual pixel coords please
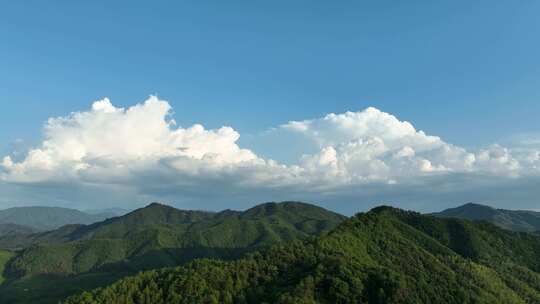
left=0, top=206, right=115, bottom=231
left=0, top=201, right=346, bottom=304
left=65, top=206, right=540, bottom=304
left=83, top=208, right=130, bottom=217
left=432, top=203, right=540, bottom=232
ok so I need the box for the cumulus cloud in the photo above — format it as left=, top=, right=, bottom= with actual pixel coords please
left=1, top=97, right=263, bottom=183
left=281, top=107, right=533, bottom=180
left=1, top=98, right=539, bottom=212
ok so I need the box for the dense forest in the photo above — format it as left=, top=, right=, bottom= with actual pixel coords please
left=64, top=206, right=540, bottom=304
left=0, top=202, right=345, bottom=304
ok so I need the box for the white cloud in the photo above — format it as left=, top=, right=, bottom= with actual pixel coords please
left=280, top=107, right=534, bottom=180
left=1, top=98, right=539, bottom=211
left=281, top=107, right=443, bottom=151
left=1, top=97, right=263, bottom=184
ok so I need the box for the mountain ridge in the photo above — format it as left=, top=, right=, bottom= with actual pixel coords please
left=432, top=202, right=540, bottom=232
left=0, top=201, right=346, bottom=304
left=64, top=206, right=540, bottom=304
left=0, top=206, right=116, bottom=231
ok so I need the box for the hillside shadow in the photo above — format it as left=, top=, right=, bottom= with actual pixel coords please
left=0, top=245, right=253, bottom=304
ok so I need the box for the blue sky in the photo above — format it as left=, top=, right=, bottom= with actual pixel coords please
left=1, top=2, right=540, bottom=213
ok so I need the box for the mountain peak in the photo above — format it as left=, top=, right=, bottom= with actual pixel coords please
left=432, top=203, right=498, bottom=220
left=145, top=202, right=170, bottom=208
left=242, top=201, right=346, bottom=221
left=461, top=202, right=495, bottom=209
left=432, top=202, right=540, bottom=232
left=369, top=205, right=401, bottom=214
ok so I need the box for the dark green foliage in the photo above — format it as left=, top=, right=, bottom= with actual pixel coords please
left=0, top=201, right=345, bottom=303
left=0, top=224, right=87, bottom=250
left=65, top=207, right=540, bottom=304
left=4, top=202, right=345, bottom=278
left=433, top=203, right=540, bottom=232
left=0, top=272, right=129, bottom=304
left=0, top=250, right=13, bottom=284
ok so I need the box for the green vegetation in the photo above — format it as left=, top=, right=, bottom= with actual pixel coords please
left=0, top=250, right=14, bottom=284
left=4, top=202, right=345, bottom=277
left=0, top=202, right=346, bottom=304
left=433, top=203, right=540, bottom=232
left=65, top=206, right=540, bottom=304
left=0, top=272, right=128, bottom=304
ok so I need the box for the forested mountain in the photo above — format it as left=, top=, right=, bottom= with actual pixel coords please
left=0, top=206, right=115, bottom=231
left=433, top=203, right=540, bottom=232
left=0, top=201, right=346, bottom=304
left=0, top=224, right=36, bottom=237
left=65, top=206, right=540, bottom=304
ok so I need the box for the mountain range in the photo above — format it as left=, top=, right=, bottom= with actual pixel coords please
left=432, top=202, right=540, bottom=232
left=0, top=201, right=346, bottom=304
left=1, top=201, right=539, bottom=303
left=0, top=206, right=119, bottom=232
left=64, top=205, right=540, bottom=304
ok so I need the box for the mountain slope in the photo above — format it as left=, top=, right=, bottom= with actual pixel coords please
left=0, top=224, right=36, bottom=237
left=0, top=201, right=346, bottom=304
left=5, top=202, right=345, bottom=277
left=432, top=203, right=540, bottom=232
left=0, top=207, right=114, bottom=231
left=65, top=207, right=540, bottom=304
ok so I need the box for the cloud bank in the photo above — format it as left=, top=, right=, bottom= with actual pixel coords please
left=1, top=97, right=539, bottom=213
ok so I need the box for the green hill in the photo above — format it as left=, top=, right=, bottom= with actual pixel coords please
left=0, top=201, right=346, bottom=304
left=0, top=206, right=115, bottom=231
left=432, top=203, right=540, bottom=232
left=64, top=206, right=540, bottom=304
